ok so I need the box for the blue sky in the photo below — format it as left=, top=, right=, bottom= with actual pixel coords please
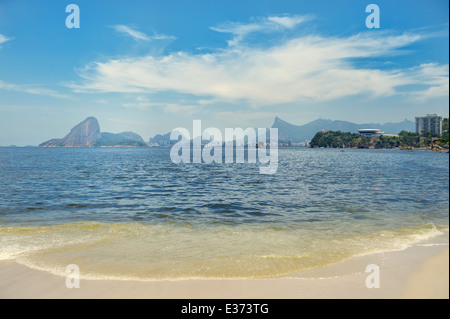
left=0, top=0, right=448, bottom=145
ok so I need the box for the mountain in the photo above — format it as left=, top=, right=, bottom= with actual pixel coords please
left=149, top=132, right=172, bottom=146
left=272, top=117, right=415, bottom=142
left=149, top=129, right=188, bottom=146
left=39, top=117, right=101, bottom=147
left=95, top=132, right=147, bottom=147
left=39, top=117, right=147, bottom=147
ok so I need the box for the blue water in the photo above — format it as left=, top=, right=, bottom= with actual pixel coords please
left=0, top=147, right=448, bottom=279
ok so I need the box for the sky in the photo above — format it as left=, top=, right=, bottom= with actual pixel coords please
left=0, top=0, right=448, bottom=145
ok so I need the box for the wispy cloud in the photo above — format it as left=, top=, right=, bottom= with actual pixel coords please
left=0, top=34, right=12, bottom=46
left=407, top=63, right=449, bottom=100
left=111, top=25, right=175, bottom=42
left=211, top=15, right=310, bottom=46
left=122, top=96, right=156, bottom=109
left=70, top=16, right=448, bottom=108
left=267, top=16, right=308, bottom=29
left=0, top=80, right=70, bottom=99
left=107, top=118, right=151, bottom=126
left=162, top=103, right=200, bottom=116
left=111, top=25, right=150, bottom=41
left=151, top=32, right=176, bottom=40
left=122, top=96, right=201, bottom=116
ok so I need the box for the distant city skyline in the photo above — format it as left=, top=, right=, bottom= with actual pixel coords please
left=0, top=0, right=448, bottom=145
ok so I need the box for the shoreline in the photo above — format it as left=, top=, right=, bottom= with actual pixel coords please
left=0, top=232, right=448, bottom=299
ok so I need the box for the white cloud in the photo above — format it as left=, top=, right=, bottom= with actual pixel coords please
left=0, top=34, right=12, bottom=46
left=122, top=102, right=154, bottom=110
left=408, top=63, right=449, bottom=100
left=70, top=17, right=448, bottom=108
left=151, top=32, right=176, bottom=40
left=111, top=25, right=150, bottom=41
left=213, top=111, right=277, bottom=128
left=267, top=16, right=309, bottom=29
left=0, top=80, right=70, bottom=99
left=111, top=25, right=175, bottom=42
left=121, top=95, right=202, bottom=115
left=163, top=103, right=200, bottom=116
left=210, top=15, right=310, bottom=46
left=107, top=118, right=151, bottom=126
left=122, top=95, right=155, bottom=109
left=122, top=98, right=201, bottom=116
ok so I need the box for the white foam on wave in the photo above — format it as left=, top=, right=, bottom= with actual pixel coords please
left=354, top=223, right=446, bottom=258
left=2, top=222, right=448, bottom=281
left=417, top=243, right=449, bottom=247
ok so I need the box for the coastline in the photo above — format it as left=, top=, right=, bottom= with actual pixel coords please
left=1, top=231, right=447, bottom=299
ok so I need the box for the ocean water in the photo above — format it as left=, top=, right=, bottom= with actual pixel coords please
left=0, top=147, right=448, bottom=280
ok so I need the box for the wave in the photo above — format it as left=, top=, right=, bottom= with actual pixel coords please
left=0, top=221, right=448, bottom=281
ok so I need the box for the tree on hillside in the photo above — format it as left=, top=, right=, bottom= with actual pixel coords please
left=440, top=118, right=449, bottom=144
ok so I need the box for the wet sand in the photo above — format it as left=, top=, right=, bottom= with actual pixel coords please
left=0, top=232, right=448, bottom=299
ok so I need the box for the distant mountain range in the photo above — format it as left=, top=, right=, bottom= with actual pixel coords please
left=149, top=117, right=416, bottom=145
left=149, top=132, right=173, bottom=146
left=39, top=116, right=415, bottom=147
left=149, top=129, right=188, bottom=146
left=272, top=117, right=415, bottom=142
left=39, top=117, right=147, bottom=147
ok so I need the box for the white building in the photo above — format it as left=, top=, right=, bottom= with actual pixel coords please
left=415, top=114, right=442, bottom=137
left=357, top=129, right=384, bottom=137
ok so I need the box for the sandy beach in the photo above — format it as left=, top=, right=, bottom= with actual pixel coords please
left=0, top=232, right=447, bottom=299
